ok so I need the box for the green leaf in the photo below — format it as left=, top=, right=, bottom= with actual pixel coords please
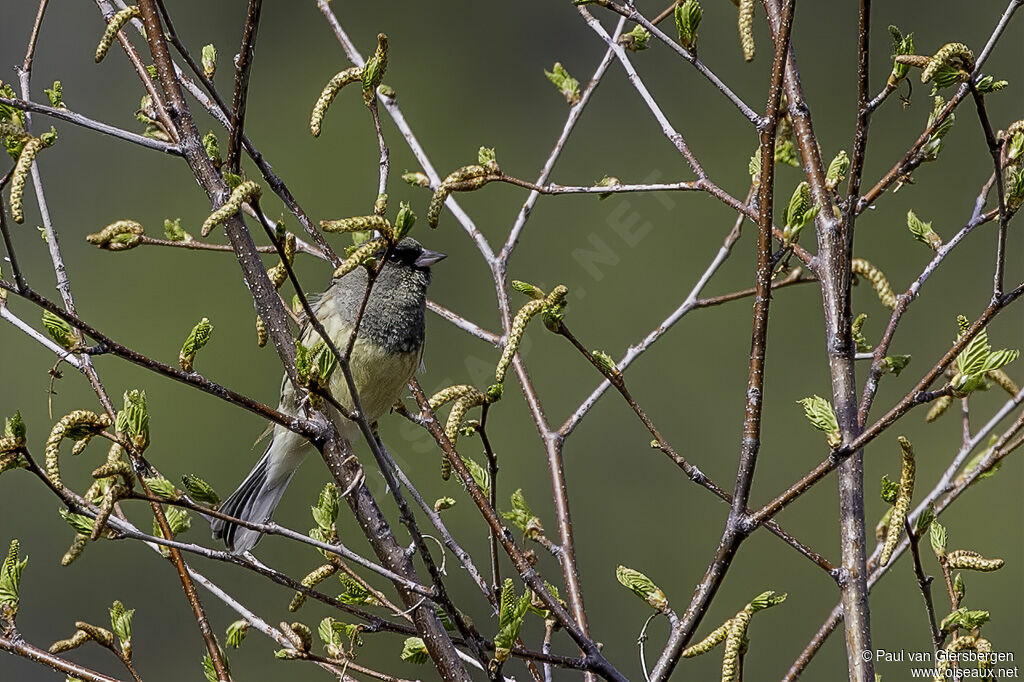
left=616, top=565, right=668, bottom=612
left=880, top=475, right=899, bottom=505
left=674, top=0, right=702, bottom=51
left=748, top=590, right=787, bottom=612
left=201, top=44, right=217, bottom=78
left=930, top=520, right=947, bottom=556
left=906, top=210, right=940, bottom=248
left=181, top=474, right=220, bottom=506
left=44, top=81, right=63, bottom=108
left=544, top=63, right=580, bottom=105
left=143, top=476, right=179, bottom=501
left=429, top=495, right=456, bottom=513
left=394, top=202, right=416, bottom=240
left=179, top=318, right=213, bottom=371
left=400, top=636, right=429, bottom=664
left=825, top=150, right=850, bottom=190
left=164, top=218, right=191, bottom=242
left=0, top=539, right=27, bottom=612
left=797, top=396, right=841, bottom=447
left=939, top=607, right=989, bottom=633
left=460, top=456, right=490, bottom=498
left=477, top=146, right=497, bottom=166
left=883, top=355, right=911, bottom=376
left=226, top=619, right=248, bottom=648
left=155, top=506, right=191, bottom=538
left=60, top=509, right=95, bottom=536
left=851, top=313, right=872, bottom=353
left=617, top=24, right=651, bottom=51
left=338, top=573, right=381, bottom=607
left=974, top=75, right=1008, bottom=94
left=319, top=617, right=361, bottom=658
left=494, top=578, right=530, bottom=660
left=42, top=310, right=75, bottom=350
left=311, top=483, right=339, bottom=531
left=109, top=600, right=133, bottom=647
left=116, top=390, right=149, bottom=452
left=4, top=412, right=26, bottom=441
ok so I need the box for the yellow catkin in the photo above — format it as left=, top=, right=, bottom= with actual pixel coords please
left=738, top=0, right=755, bottom=62
left=721, top=611, right=750, bottom=682
left=332, top=238, right=386, bottom=279
left=49, top=629, right=90, bottom=653
left=933, top=636, right=984, bottom=681
left=255, top=315, right=268, bottom=348
left=44, top=411, right=113, bottom=489
left=427, top=165, right=496, bottom=228
left=852, top=258, right=897, bottom=309
left=91, top=483, right=129, bottom=541
left=945, top=549, right=1004, bottom=572
left=921, top=43, right=974, bottom=84
left=926, top=394, right=952, bottom=422
left=681, top=621, right=731, bottom=658
left=880, top=437, right=915, bottom=565
left=444, top=392, right=487, bottom=447
left=10, top=138, right=44, bottom=224
left=495, top=299, right=545, bottom=384
left=289, top=563, right=337, bottom=612
left=85, top=220, right=145, bottom=251
left=320, top=215, right=390, bottom=234
left=426, top=184, right=452, bottom=228
left=428, top=384, right=481, bottom=411
left=61, top=535, right=88, bottom=566
left=309, top=66, right=362, bottom=137
left=95, top=6, right=141, bottom=63
left=361, top=34, right=389, bottom=105
left=201, top=181, right=261, bottom=237
left=986, top=369, right=1019, bottom=396
left=73, top=622, right=114, bottom=648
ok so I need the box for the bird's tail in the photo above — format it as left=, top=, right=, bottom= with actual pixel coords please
left=211, top=442, right=299, bottom=554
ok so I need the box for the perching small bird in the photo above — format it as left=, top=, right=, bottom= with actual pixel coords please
left=212, top=238, right=445, bottom=553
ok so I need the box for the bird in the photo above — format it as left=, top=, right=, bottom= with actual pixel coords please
left=211, top=237, right=445, bottom=553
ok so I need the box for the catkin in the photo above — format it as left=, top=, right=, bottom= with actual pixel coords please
left=289, top=563, right=337, bottom=612
left=921, top=43, right=973, bottom=83
left=852, top=258, right=897, bottom=309
left=201, top=180, right=261, bottom=237
left=681, top=621, right=730, bottom=658
left=945, top=549, right=1004, bottom=572
left=95, top=6, right=141, bottom=63
left=86, top=220, right=145, bottom=251
left=320, top=215, right=389, bottom=234
left=880, top=437, right=915, bottom=565
left=44, top=411, right=112, bottom=489
left=10, top=138, right=44, bottom=224
left=332, top=238, right=386, bottom=279
left=309, top=67, right=362, bottom=137
left=738, top=0, right=755, bottom=62
left=496, top=300, right=545, bottom=384
left=721, top=611, right=750, bottom=682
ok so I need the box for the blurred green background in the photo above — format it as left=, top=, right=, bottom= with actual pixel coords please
left=1, top=1, right=1021, bottom=680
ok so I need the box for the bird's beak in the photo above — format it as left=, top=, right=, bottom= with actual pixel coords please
left=414, top=248, right=447, bottom=267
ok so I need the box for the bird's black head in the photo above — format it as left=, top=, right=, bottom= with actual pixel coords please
left=384, top=238, right=447, bottom=272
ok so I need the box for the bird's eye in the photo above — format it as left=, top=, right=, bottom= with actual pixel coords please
left=386, top=251, right=400, bottom=261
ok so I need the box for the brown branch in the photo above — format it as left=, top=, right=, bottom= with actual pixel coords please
left=152, top=0, right=342, bottom=269
left=556, top=324, right=837, bottom=577
left=650, top=3, right=795, bottom=678
left=407, top=380, right=628, bottom=682
left=225, top=0, right=262, bottom=173
left=0, top=96, right=180, bottom=155
left=967, top=82, right=1010, bottom=298
left=0, top=632, right=123, bottom=682
left=905, top=521, right=943, bottom=655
